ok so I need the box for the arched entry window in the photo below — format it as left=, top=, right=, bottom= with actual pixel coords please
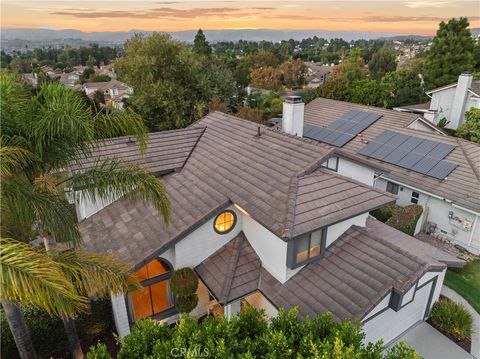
left=130, top=258, right=174, bottom=320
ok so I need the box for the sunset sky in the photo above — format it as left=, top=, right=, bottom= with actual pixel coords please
left=1, top=0, right=479, bottom=35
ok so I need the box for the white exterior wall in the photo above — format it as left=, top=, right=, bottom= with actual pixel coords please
left=337, top=158, right=375, bottom=186
left=190, top=280, right=212, bottom=318
left=174, top=205, right=242, bottom=268
left=75, top=191, right=118, bottom=221
left=430, top=87, right=456, bottom=125
left=325, top=212, right=368, bottom=248
left=362, top=293, right=391, bottom=322
left=407, top=119, right=443, bottom=134
left=375, top=178, right=479, bottom=253
left=244, top=291, right=279, bottom=319
left=242, top=214, right=289, bottom=283
left=362, top=270, right=443, bottom=346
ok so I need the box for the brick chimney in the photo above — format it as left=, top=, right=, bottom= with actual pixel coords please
left=282, top=96, right=304, bottom=137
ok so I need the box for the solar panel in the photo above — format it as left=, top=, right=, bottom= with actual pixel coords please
left=359, top=130, right=457, bottom=180
left=303, top=110, right=382, bottom=147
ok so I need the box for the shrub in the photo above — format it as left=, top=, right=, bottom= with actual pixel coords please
left=111, top=306, right=419, bottom=358
left=1, top=298, right=115, bottom=358
left=430, top=298, right=472, bottom=340
left=371, top=204, right=398, bottom=223
left=174, top=294, right=199, bottom=313
left=386, top=204, right=423, bottom=235
left=170, top=268, right=199, bottom=297
left=86, top=342, right=112, bottom=359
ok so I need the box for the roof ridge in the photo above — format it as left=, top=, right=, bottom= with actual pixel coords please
left=177, top=126, right=206, bottom=172
left=282, top=176, right=300, bottom=240
left=221, top=234, right=243, bottom=302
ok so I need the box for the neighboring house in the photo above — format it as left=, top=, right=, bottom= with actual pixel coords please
left=74, top=103, right=463, bottom=347
left=83, top=79, right=132, bottom=109
left=304, top=62, right=332, bottom=88
left=59, top=72, right=80, bottom=88
left=395, top=72, right=480, bottom=129
left=305, top=97, right=480, bottom=254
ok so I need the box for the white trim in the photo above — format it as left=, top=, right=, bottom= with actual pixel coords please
left=426, top=83, right=457, bottom=95
left=468, top=216, right=479, bottom=246
left=468, top=89, right=480, bottom=98
left=409, top=117, right=447, bottom=136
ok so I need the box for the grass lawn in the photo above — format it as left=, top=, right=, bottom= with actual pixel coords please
left=444, top=259, right=480, bottom=314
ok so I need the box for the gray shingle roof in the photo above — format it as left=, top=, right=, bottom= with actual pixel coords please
left=71, top=127, right=205, bottom=175
left=470, top=80, right=480, bottom=97
left=80, top=112, right=394, bottom=267
left=259, top=222, right=432, bottom=321
left=304, top=98, right=480, bottom=213
left=195, top=231, right=262, bottom=304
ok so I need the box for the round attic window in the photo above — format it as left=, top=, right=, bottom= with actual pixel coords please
left=214, top=210, right=236, bottom=234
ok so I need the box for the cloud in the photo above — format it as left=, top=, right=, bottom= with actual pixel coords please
left=52, top=6, right=264, bottom=19
left=403, top=1, right=456, bottom=8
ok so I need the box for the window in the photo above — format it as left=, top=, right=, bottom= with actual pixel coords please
left=386, top=181, right=399, bottom=195
left=130, top=259, right=173, bottom=320
left=411, top=191, right=420, bottom=204
left=322, top=157, right=338, bottom=171
left=214, top=210, right=236, bottom=234
left=289, top=229, right=324, bottom=268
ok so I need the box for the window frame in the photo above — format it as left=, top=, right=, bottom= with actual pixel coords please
left=287, top=228, right=327, bottom=269
left=126, top=258, right=176, bottom=323
left=213, top=210, right=237, bottom=235
left=386, top=181, right=399, bottom=195
left=411, top=191, right=420, bottom=204
left=321, top=156, right=339, bottom=172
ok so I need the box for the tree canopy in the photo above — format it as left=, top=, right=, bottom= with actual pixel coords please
left=368, top=48, right=398, bottom=80
left=424, top=17, right=476, bottom=89
left=193, top=29, right=212, bottom=57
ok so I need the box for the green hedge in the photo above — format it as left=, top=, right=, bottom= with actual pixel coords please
left=430, top=298, right=472, bottom=340
left=174, top=294, right=199, bottom=313
left=112, top=307, right=420, bottom=358
left=1, top=298, right=115, bottom=358
left=370, top=204, right=398, bottom=223
left=170, top=268, right=199, bottom=297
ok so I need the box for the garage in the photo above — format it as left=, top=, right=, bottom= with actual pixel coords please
left=362, top=275, right=437, bottom=346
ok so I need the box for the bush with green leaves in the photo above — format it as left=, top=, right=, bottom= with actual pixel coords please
left=112, top=306, right=420, bottom=358
left=86, top=342, right=112, bottom=359
left=456, top=108, right=480, bottom=144
left=385, top=204, right=423, bottom=236
left=371, top=204, right=398, bottom=223
left=430, top=298, right=472, bottom=340
left=1, top=299, right=115, bottom=358
left=170, top=268, right=199, bottom=297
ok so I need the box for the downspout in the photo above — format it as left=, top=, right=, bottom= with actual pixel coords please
left=468, top=215, right=479, bottom=247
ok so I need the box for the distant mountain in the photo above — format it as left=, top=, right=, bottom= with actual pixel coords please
left=1, top=28, right=428, bottom=49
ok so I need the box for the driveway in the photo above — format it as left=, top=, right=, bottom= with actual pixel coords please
left=390, top=322, right=475, bottom=359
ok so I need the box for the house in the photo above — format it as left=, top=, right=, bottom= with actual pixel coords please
left=304, top=62, right=332, bottom=88
left=75, top=99, right=464, bottom=347
left=395, top=73, right=480, bottom=129
left=305, top=97, right=480, bottom=254
left=83, top=79, right=132, bottom=109
left=59, top=72, right=81, bottom=88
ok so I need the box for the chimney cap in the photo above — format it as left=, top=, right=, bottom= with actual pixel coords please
left=285, top=95, right=303, bottom=104
left=460, top=72, right=472, bottom=76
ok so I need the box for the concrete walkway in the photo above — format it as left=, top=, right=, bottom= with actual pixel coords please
left=392, top=322, right=474, bottom=359
left=442, top=286, right=480, bottom=359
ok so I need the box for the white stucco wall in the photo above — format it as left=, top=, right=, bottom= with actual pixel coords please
left=75, top=191, right=118, bottom=221
left=242, top=213, right=289, bottom=283
left=430, top=87, right=456, bottom=125
left=111, top=293, right=131, bottom=338
left=375, top=178, right=479, bottom=254
left=174, top=205, right=242, bottom=268
left=190, top=280, right=212, bottom=318
left=336, top=158, right=375, bottom=186
left=325, top=212, right=369, bottom=248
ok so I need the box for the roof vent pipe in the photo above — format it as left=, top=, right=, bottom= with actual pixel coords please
left=282, top=96, right=304, bottom=137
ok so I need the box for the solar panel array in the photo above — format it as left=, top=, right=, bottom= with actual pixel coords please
left=358, top=130, right=457, bottom=180
left=303, top=110, right=382, bottom=147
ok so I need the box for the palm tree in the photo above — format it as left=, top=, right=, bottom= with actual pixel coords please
left=0, top=72, right=170, bottom=358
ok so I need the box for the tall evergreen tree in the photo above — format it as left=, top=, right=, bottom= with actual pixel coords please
left=424, top=17, right=476, bottom=89
left=368, top=48, right=397, bottom=80
left=193, top=29, right=212, bottom=57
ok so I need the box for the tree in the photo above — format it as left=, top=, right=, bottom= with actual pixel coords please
left=316, top=56, right=367, bottom=101
left=235, top=51, right=279, bottom=87
left=381, top=68, right=425, bottom=107
left=368, top=48, right=397, bottom=80
left=0, top=71, right=170, bottom=358
left=456, top=108, right=480, bottom=143
left=109, top=307, right=420, bottom=358
left=279, top=58, right=307, bottom=88
left=249, top=66, right=282, bottom=90
left=349, top=79, right=388, bottom=107
left=193, top=29, right=212, bottom=57
left=424, top=18, right=476, bottom=89
left=79, top=66, right=95, bottom=83
left=116, top=34, right=212, bottom=130
left=235, top=106, right=264, bottom=123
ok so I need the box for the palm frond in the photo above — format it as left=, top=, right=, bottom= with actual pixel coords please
left=92, top=107, right=148, bottom=154
left=65, top=160, right=170, bottom=224
left=1, top=175, right=81, bottom=244
left=0, top=72, right=30, bottom=137
left=53, top=249, right=141, bottom=297
left=0, top=143, right=32, bottom=177
left=0, top=238, right=87, bottom=317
